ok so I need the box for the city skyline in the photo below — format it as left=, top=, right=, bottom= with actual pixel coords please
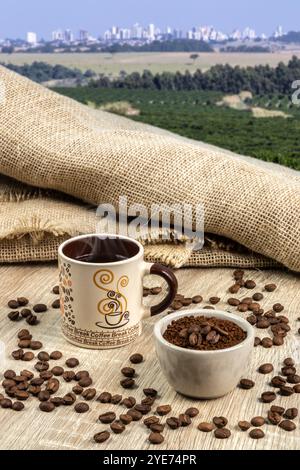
left=0, top=0, right=299, bottom=39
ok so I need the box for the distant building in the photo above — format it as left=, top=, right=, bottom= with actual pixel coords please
left=52, top=29, right=64, bottom=41
left=26, top=32, right=37, bottom=45
left=242, top=27, right=256, bottom=39
left=64, top=29, right=74, bottom=43
left=274, top=25, right=284, bottom=38
left=148, top=23, right=155, bottom=40
left=79, top=30, right=89, bottom=42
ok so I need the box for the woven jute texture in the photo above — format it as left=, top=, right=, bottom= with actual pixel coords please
left=0, top=65, right=299, bottom=270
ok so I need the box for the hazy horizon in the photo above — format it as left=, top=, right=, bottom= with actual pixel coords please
left=1, top=0, right=300, bottom=39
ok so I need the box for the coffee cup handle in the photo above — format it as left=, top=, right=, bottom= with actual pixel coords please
left=143, top=262, right=178, bottom=316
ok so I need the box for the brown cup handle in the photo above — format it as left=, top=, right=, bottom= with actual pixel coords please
left=145, top=263, right=178, bottom=316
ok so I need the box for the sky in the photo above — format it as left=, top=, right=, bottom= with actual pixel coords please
left=1, top=0, right=299, bottom=39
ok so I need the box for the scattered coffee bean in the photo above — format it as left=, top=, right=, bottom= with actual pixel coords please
left=121, top=367, right=135, bottom=378
left=12, top=401, right=25, bottom=411
left=143, top=388, right=157, bottom=397
left=281, top=366, right=296, bottom=376
left=1, top=398, right=12, bottom=408
left=284, top=408, right=298, bottom=420
left=151, top=286, right=162, bottom=295
left=256, top=319, right=270, bottom=329
left=20, top=309, right=32, bottom=318
left=30, top=341, right=43, bottom=350
left=26, top=314, right=39, bottom=326
left=8, top=311, right=20, bottom=322
left=99, top=411, right=116, bottom=424
left=150, top=423, right=165, bottom=433
left=254, top=337, right=261, bottom=347
left=182, top=298, right=193, bottom=306
left=62, top=371, right=76, bottom=382
left=51, top=366, right=64, bottom=376
left=251, top=416, right=265, bottom=427
left=78, top=376, right=92, bottom=388
left=229, top=285, right=240, bottom=294
left=127, top=409, right=142, bottom=421
left=17, top=297, right=29, bottom=307
left=209, top=297, right=220, bottom=305
left=65, top=357, right=79, bottom=368
left=50, top=351, right=62, bottom=360
left=38, top=390, right=50, bottom=402
left=121, top=396, right=136, bottom=408
left=238, top=421, right=251, bottom=431
left=213, top=416, right=228, bottom=428
left=75, top=402, right=89, bottom=413
left=110, top=421, right=125, bottom=434
left=148, top=432, right=164, bottom=445
left=63, top=392, right=76, bottom=405
left=227, top=298, right=240, bottom=306
left=130, top=353, right=143, bottom=364
left=8, top=300, right=19, bottom=309
left=110, top=394, right=122, bottom=404
left=261, top=391, right=276, bottom=403
left=46, top=378, right=60, bottom=394
left=156, top=404, right=171, bottom=416
left=33, top=304, right=47, bottom=313
left=252, top=293, right=263, bottom=301
left=94, top=431, right=110, bottom=444
left=214, top=428, right=231, bottom=439
left=287, top=375, right=300, bottom=384
left=97, top=392, right=112, bottom=403
left=294, top=384, right=300, bottom=393
left=179, top=414, right=192, bottom=427
left=134, top=404, right=151, bottom=415
left=258, top=363, right=274, bottom=374
left=50, top=397, right=64, bottom=407
left=52, top=285, right=60, bottom=295
left=82, top=388, right=96, bottom=401
left=245, top=280, right=256, bottom=289
left=279, top=420, right=296, bottom=431
left=144, top=416, right=160, bottom=427
left=185, top=407, right=199, bottom=418
left=239, top=379, right=255, bottom=389
left=120, top=378, right=135, bottom=389
left=39, top=401, right=55, bottom=412
left=265, top=283, right=277, bottom=292
left=270, top=405, right=285, bottom=415
left=261, top=338, right=273, bottom=348
left=273, top=336, right=284, bottom=346
left=31, top=377, right=44, bottom=386
left=192, top=295, right=203, bottom=304
left=273, top=303, right=284, bottom=313
left=198, top=422, right=214, bottom=432
left=247, top=315, right=257, bottom=325
left=51, top=299, right=60, bottom=309
left=72, top=385, right=83, bottom=395
left=238, top=304, right=248, bottom=312
left=12, top=349, right=24, bottom=360
left=268, top=410, right=282, bottom=425
left=166, top=417, right=181, bottom=429
left=249, top=429, right=265, bottom=439
left=119, top=414, right=133, bottom=425
left=22, top=352, right=34, bottom=362
left=18, top=339, right=31, bottom=348
left=34, top=362, right=49, bottom=372
left=283, top=357, right=294, bottom=366
left=4, top=370, right=16, bottom=380
left=271, top=376, right=286, bottom=388
left=279, top=386, right=294, bottom=396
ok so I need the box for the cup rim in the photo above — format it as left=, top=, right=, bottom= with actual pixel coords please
left=154, top=309, right=254, bottom=355
left=58, top=233, right=144, bottom=266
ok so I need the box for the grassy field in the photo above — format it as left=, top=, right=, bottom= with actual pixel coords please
left=1, top=51, right=299, bottom=76
left=54, top=87, right=300, bottom=170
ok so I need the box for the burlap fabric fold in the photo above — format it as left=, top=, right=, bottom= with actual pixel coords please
left=0, top=65, right=299, bottom=270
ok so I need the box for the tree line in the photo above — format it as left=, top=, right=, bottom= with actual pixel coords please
left=1, top=61, right=95, bottom=82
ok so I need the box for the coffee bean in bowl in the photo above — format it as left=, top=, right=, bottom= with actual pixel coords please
left=154, top=309, right=254, bottom=399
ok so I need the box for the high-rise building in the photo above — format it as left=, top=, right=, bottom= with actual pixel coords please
left=52, top=29, right=64, bottom=41
left=242, top=27, right=256, bottom=39
left=79, top=30, right=89, bottom=42
left=132, top=23, right=143, bottom=39
left=274, top=25, right=284, bottom=38
left=148, top=23, right=155, bottom=40
left=26, top=32, right=37, bottom=45
left=64, top=29, right=74, bottom=43
left=230, top=29, right=242, bottom=40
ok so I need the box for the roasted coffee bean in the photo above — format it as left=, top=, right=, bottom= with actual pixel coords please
left=165, top=417, right=180, bottom=429
left=4, top=370, right=16, bottom=380
left=17, top=329, right=30, bottom=339
left=33, top=304, right=47, bottom=313
left=143, top=288, right=150, bottom=297
left=279, top=386, right=294, bottom=396
left=35, top=361, right=49, bottom=372
left=233, top=269, right=244, bottom=279
left=30, top=377, right=44, bottom=386
left=62, top=371, right=76, bottom=382
left=198, top=422, right=214, bottom=432
left=99, top=411, right=116, bottom=424
left=179, top=414, right=192, bottom=427
left=110, top=421, right=126, bottom=434
left=22, top=352, right=34, bottom=362
left=247, top=315, right=257, bottom=325
left=12, top=401, right=25, bottom=411
left=258, top=363, right=274, bottom=374
left=251, top=416, right=265, bottom=427
left=185, top=407, right=199, bottom=418
left=1, top=398, right=12, bottom=408
left=268, top=410, right=282, bottom=425
left=75, top=402, right=89, bottom=413
left=238, top=421, right=251, bottom=431
left=294, top=384, right=300, bottom=393
left=134, top=404, right=151, bottom=415
left=144, top=416, right=160, bottom=428
left=38, top=390, right=50, bottom=402
left=249, top=429, right=265, bottom=439
left=254, top=337, right=261, bottom=347
left=51, top=299, right=60, bottom=309
left=271, top=376, right=286, bottom=388
left=50, top=351, right=62, bottom=360
left=72, top=385, right=83, bottom=395
left=8, top=300, right=19, bottom=309
left=279, top=420, right=296, bottom=431
left=18, top=339, right=31, bottom=348
left=151, top=286, right=162, bottom=295
left=39, top=401, right=55, bottom=412
left=121, top=396, right=136, bottom=408
left=63, top=393, right=76, bottom=406
left=214, top=428, right=231, bottom=439
left=213, top=416, right=228, bottom=428
left=46, top=378, right=60, bottom=394
left=261, top=337, right=273, bottom=348
left=8, top=311, right=20, bottom=322
left=65, top=358, right=79, bottom=368
left=129, top=353, right=143, bottom=364
left=245, top=280, right=256, bottom=289
left=209, top=296, right=220, bottom=305
left=273, top=336, right=284, bottom=346
left=192, top=295, right=203, bottom=304
left=111, top=394, right=122, bottom=404
left=82, top=388, right=96, bottom=401
left=264, top=283, right=276, bottom=292
left=261, top=391, right=276, bottom=403
left=239, top=379, right=255, bottom=390
left=121, top=367, right=135, bottom=378
left=284, top=408, right=298, bottom=420
left=127, top=409, right=143, bottom=421
left=26, top=314, right=39, bottom=325
left=264, top=310, right=276, bottom=319
left=182, top=298, right=193, bottom=306
left=150, top=423, right=165, bottom=433
left=97, top=392, right=112, bottom=403
left=179, top=328, right=188, bottom=339
left=229, top=284, right=240, bottom=294
left=50, top=397, right=64, bottom=407
left=284, top=357, right=294, bottom=366
left=16, top=382, right=29, bottom=391
left=78, top=376, right=92, bottom=388
left=119, top=414, right=133, bottom=425
left=30, top=341, right=43, bottom=350
left=252, top=293, right=263, bottom=301
left=238, top=304, right=248, bottom=312
left=287, top=375, right=300, bottom=384
left=188, top=332, right=198, bottom=346
left=273, top=303, right=284, bottom=313
left=94, top=431, right=110, bottom=444
left=143, top=388, right=158, bottom=397
left=249, top=302, right=261, bottom=312
left=28, top=385, right=41, bottom=396
left=17, top=297, right=29, bottom=307
left=20, top=309, right=32, bottom=318
left=156, top=404, right=171, bottom=416
left=148, top=432, right=164, bottom=445
left=14, top=390, right=29, bottom=401
left=37, top=351, right=50, bottom=362
left=51, top=366, right=64, bottom=376
left=120, top=378, right=135, bottom=389
left=241, top=297, right=253, bottom=305
left=52, top=285, right=60, bottom=295
left=256, top=319, right=270, bottom=329
left=206, top=330, right=220, bottom=344
left=12, top=349, right=24, bottom=360
left=270, top=405, right=285, bottom=415
left=227, top=298, right=240, bottom=306
left=172, top=301, right=183, bottom=310
left=73, top=368, right=87, bottom=380
left=281, top=366, right=296, bottom=376
left=2, top=379, right=16, bottom=389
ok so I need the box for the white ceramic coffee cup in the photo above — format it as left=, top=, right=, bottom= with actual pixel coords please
left=58, top=234, right=177, bottom=349
left=154, top=309, right=254, bottom=399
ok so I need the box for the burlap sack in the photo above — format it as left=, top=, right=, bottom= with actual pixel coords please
left=0, top=65, right=299, bottom=270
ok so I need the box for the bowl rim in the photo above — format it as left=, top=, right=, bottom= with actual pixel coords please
left=154, top=308, right=254, bottom=355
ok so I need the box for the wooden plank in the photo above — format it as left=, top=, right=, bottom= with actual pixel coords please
left=0, top=263, right=299, bottom=450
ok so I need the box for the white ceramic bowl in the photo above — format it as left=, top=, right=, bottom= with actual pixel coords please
left=154, top=309, right=254, bottom=399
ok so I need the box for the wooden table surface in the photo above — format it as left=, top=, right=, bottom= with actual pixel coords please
left=0, top=263, right=299, bottom=450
